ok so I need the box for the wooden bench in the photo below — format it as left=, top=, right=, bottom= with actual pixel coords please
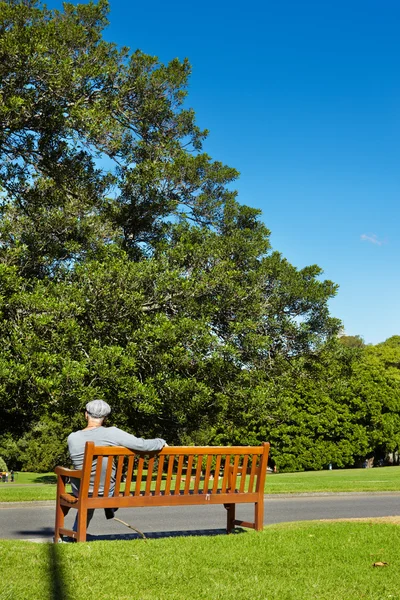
left=54, top=441, right=270, bottom=542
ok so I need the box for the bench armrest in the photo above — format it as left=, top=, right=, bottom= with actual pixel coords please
left=54, top=466, right=82, bottom=479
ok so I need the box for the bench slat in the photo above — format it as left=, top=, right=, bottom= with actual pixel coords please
left=184, top=455, right=194, bottom=494
left=202, top=455, right=213, bottom=494
left=248, top=454, right=258, bottom=493
left=212, top=455, right=222, bottom=494
left=103, top=456, right=114, bottom=497
left=89, top=446, right=264, bottom=457
left=193, top=455, right=202, bottom=493
left=145, top=457, right=155, bottom=495
left=135, top=456, right=144, bottom=496
left=114, top=456, right=125, bottom=497
left=239, top=455, right=249, bottom=493
left=174, top=455, right=184, bottom=495
left=164, top=455, right=174, bottom=495
left=83, top=491, right=261, bottom=508
left=221, top=455, right=231, bottom=493
left=93, top=456, right=103, bottom=497
left=230, top=455, right=240, bottom=492
left=154, top=455, right=165, bottom=496
left=124, top=455, right=134, bottom=496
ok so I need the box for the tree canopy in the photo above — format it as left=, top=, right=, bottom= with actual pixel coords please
left=1, top=1, right=398, bottom=473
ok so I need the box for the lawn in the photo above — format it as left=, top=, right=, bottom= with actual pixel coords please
left=1, top=521, right=399, bottom=599
left=0, top=472, right=57, bottom=502
left=267, top=465, right=400, bottom=494
left=1, top=466, right=399, bottom=503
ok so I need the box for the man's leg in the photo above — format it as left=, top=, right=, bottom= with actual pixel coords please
left=104, top=486, right=118, bottom=519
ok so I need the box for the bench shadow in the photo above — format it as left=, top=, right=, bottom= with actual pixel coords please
left=16, top=526, right=246, bottom=542
left=16, top=526, right=55, bottom=539
left=85, top=527, right=247, bottom=542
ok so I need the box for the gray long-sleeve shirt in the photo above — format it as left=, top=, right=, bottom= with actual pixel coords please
left=67, top=426, right=166, bottom=495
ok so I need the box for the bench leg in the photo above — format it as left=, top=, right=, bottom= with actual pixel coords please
left=224, top=503, right=236, bottom=533
left=254, top=500, right=264, bottom=532
left=76, top=507, right=88, bottom=542
left=54, top=504, right=70, bottom=542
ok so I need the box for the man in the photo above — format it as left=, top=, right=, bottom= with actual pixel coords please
left=68, top=399, right=167, bottom=531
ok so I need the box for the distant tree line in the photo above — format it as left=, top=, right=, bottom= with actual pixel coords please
left=0, top=1, right=399, bottom=472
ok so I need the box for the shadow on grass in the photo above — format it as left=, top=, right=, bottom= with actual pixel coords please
left=48, top=542, right=71, bottom=600
left=16, top=526, right=246, bottom=542
left=33, top=475, right=57, bottom=484
left=84, top=527, right=247, bottom=542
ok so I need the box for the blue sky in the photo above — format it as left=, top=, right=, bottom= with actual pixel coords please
left=52, top=0, right=400, bottom=344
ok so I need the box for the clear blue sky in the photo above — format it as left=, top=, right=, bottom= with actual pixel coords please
left=52, top=0, right=400, bottom=344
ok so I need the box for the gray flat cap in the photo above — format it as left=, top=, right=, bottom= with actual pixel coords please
left=86, top=400, right=111, bottom=419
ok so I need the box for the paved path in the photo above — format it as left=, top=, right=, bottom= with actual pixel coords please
left=1, top=493, right=399, bottom=542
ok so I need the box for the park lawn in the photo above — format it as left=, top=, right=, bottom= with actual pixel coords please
left=10, top=472, right=56, bottom=484
left=1, top=521, right=400, bottom=599
left=266, top=465, right=400, bottom=494
left=1, top=466, right=399, bottom=503
left=0, top=472, right=57, bottom=502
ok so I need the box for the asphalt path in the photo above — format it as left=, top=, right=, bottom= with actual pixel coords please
left=1, top=493, right=399, bottom=542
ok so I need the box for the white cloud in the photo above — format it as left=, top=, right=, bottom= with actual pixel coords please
left=360, top=233, right=384, bottom=246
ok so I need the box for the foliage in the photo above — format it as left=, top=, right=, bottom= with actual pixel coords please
left=0, top=456, right=7, bottom=471
left=207, top=337, right=400, bottom=472
left=16, top=416, right=70, bottom=472
left=0, top=434, right=21, bottom=471
left=347, top=339, right=400, bottom=462
left=0, top=217, right=340, bottom=468
left=338, top=334, right=365, bottom=348
left=0, top=0, right=234, bottom=275
left=2, top=1, right=399, bottom=473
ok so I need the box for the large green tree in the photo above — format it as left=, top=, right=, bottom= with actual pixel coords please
left=256, top=338, right=400, bottom=472
left=347, top=337, right=400, bottom=463
left=0, top=0, right=235, bottom=274
left=0, top=0, right=341, bottom=470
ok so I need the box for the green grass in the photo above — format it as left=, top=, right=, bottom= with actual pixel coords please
left=0, top=472, right=57, bottom=502
left=13, top=472, right=57, bottom=485
left=0, top=486, right=56, bottom=502
left=1, top=466, right=399, bottom=503
left=266, top=465, right=400, bottom=494
left=1, top=521, right=400, bottom=599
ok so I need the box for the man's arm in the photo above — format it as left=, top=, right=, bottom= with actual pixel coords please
left=107, top=427, right=166, bottom=452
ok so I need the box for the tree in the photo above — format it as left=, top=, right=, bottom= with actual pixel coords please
left=0, top=0, right=236, bottom=275
left=257, top=337, right=400, bottom=472
left=211, top=341, right=370, bottom=471
left=0, top=207, right=340, bottom=450
left=338, top=335, right=365, bottom=348
left=347, top=339, right=400, bottom=463
left=0, top=0, right=341, bottom=470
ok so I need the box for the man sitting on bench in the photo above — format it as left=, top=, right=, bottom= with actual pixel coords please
left=68, top=399, right=167, bottom=530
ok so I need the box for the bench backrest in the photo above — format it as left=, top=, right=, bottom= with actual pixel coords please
left=79, top=442, right=270, bottom=500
